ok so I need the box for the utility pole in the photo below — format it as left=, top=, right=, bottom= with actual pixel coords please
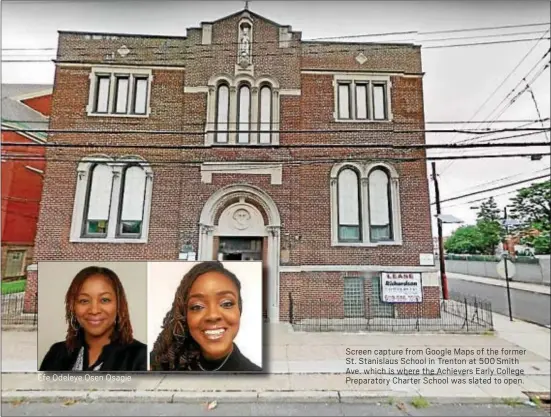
left=432, top=162, right=449, bottom=300
left=503, top=206, right=514, bottom=321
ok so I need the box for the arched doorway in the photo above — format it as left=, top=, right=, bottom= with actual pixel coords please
left=198, top=185, right=281, bottom=322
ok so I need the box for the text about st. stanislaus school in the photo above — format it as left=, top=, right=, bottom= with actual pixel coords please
left=345, top=347, right=526, bottom=387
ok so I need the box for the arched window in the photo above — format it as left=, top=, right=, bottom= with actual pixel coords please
left=83, top=164, right=113, bottom=236
left=237, top=84, right=251, bottom=143
left=259, top=85, right=272, bottom=144
left=337, top=168, right=361, bottom=241
left=215, top=84, right=230, bottom=143
left=368, top=168, right=392, bottom=241
left=118, top=165, right=147, bottom=236
left=71, top=156, right=154, bottom=243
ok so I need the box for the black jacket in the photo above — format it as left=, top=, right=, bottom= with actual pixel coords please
left=39, top=338, right=147, bottom=372
left=153, top=343, right=262, bottom=373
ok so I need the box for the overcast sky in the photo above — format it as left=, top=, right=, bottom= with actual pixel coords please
left=2, top=0, right=550, bottom=236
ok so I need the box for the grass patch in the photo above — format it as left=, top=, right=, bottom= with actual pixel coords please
left=410, top=396, right=430, bottom=408
left=528, top=396, right=543, bottom=408
left=483, top=330, right=495, bottom=336
left=1, top=280, right=26, bottom=295
left=387, top=396, right=395, bottom=405
left=502, top=398, right=523, bottom=407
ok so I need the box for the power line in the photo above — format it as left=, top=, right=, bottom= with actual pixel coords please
left=305, top=22, right=551, bottom=41
left=426, top=118, right=549, bottom=125
left=3, top=30, right=544, bottom=55
left=438, top=30, right=550, bottom=174
left=423, top=37, right=551, bottom=49
left=2, top=36, right=550, bottom=64
left=3, top=152, right=550, bottom=165
left=443, top=186, right=544, bottom=209
left=2, top=118, right=548, bottom=126
left=2, top=127, right=548, bottom=136
left=483, top=51, right=551, bottom=126
left=2, top=139, right=549, bottom=151
left=4, top=22, right=550, bottom=51
left=431, top=174, right=550, bottom=205
left=444, top=167, right=551, bottom=195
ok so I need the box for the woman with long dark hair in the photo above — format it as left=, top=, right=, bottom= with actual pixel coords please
left=150, top=261, right=261, bottom=372
left=39, top=266, right=147, bottom=371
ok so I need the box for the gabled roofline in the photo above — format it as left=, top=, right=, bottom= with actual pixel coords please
left=11, top=88, right=53, bottom=102
left=197, top=8, right=291, bottom=29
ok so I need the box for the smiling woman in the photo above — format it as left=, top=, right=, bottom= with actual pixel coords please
left=149, top=261, right=262, bottom=372
left=38, top=266, right=147, bottom=372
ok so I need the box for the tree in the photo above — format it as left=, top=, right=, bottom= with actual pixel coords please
left=509, top=181, right=551, bottom=255
left=476, top=197, right=501, bottom=223
left=476, top=197, right=503, bottom=255
left=509, top=181, right=550, bottom=229
left=445, top=225, right=485, bottom=254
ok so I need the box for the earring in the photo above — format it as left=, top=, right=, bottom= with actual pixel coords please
left=69, top=313, right=79, bottom=331
left=172, top=319, right=186, bottom=340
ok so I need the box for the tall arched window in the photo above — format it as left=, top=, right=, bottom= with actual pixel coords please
left=118, top=165, right=147, bottom=237
left=215, top=84, right=230, bottom=143
left=259, top=85, right=272, bottom=144
left=368, top=168, right=392, bottom=241
left=83, top=164, right=113, bottom=236
left=237, top=84, right=251, bottom=143
left=338, top=168, right=361, bottom=241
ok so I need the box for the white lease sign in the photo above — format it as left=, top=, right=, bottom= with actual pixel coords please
left=381, top=272, right=423, bottom=303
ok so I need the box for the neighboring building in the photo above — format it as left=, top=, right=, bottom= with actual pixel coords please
left=1, top=84, right=51, bottom=282
left=27, top=8, right=438, bottom=322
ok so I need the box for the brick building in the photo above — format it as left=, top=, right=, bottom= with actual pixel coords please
left=1, top=84, right=51, bottom=281
left=27, top=8, right=439, bottom=321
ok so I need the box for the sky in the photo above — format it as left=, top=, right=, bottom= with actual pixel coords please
left=2, top=0, right=550, bottom=237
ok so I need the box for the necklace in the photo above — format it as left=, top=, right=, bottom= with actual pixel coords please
left=198, top=350, right=232, bottom=372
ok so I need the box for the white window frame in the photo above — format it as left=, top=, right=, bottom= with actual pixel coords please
left=86, top=66, right=153, bottom=118
left=70, top=155, right=154, bottom=243
left=330, top=161, right=402, bottom=246
left=333, top=74, right=393, bottom=122
left=204, top=74, right=281, bottom=146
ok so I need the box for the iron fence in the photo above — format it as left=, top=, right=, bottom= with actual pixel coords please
left=1, top=286, right=37, bottom=327
left=289, top=291, right=493, bottom=333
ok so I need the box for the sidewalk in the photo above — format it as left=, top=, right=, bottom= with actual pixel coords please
left=2, top=313, right=549, bottom=404
left=448, top=272, right=551, bottom=295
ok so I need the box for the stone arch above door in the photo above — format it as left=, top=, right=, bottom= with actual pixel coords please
left=200, top=184, right=281, bottom=229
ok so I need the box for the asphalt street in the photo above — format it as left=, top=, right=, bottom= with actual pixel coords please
left=2, top=402, right=549, bottom=417
left=448, top=277, right=551, bottom=327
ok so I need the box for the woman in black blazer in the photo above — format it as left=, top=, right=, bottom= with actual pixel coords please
left=150, top=261, right=262, bottom=372
left=39, top=266, right=146, bottom=372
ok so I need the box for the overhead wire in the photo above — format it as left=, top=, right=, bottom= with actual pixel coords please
left=437, top=29, right=550, bottom=174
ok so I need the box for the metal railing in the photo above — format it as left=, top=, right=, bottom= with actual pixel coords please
left=1, top=286, right=37, bottom=327
left=289, top=291, right=493, bottom=333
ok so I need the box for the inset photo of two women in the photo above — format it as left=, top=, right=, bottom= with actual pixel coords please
left=37, top=261, right=264, bottom=373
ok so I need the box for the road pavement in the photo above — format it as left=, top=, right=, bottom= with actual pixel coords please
left=448, top=275, right=551, bottom=327
left=2, top=401, right=549, bottom=416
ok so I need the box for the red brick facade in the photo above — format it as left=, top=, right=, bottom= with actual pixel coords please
left=28, top=9, right=438, bottom=322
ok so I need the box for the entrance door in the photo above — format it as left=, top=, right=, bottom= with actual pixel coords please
left=217, top=237, right=267, bottom=320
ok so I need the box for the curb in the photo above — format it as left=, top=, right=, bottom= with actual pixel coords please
left=0, top=390, right=531, bottom=405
